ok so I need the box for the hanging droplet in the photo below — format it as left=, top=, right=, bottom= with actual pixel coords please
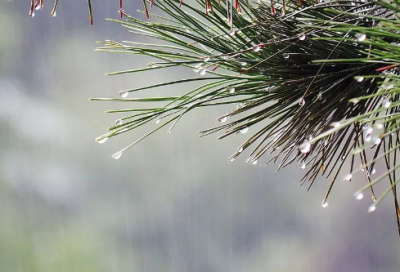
left=227, top=86, right=235, bottom=93
left=299, top=141, right=311, bottom=153
left=368, top=204, right=376, bottom=213
left=240, top=62, right=247, bottom=66
left=364, top=125, right=373, bottom=134
left=155, top=119, right=161, bottom=124
left=382, top=97, right=391, bottom=108
left=356, top=76, right=364, bottom=82
left=219, top=117, right=228, bottom=123
left=365, top=133, right=372, bottom=142
left=228, top=157, right=235, bottom=163
left=238, top=147, right=243, bottom=153
left=350, top=98, right=359, bottom=104
left=240, top=127, right=249, bottom=134
left=374, top=122, right=383, bottom=129
left=112, top=151, right=122, bottom=160
left=199, top=68, right=207, bottom=76
left=331, top=122, right=341, bottom=128
left=252, top=160, right=258, bottom=165
left=253, top=45, right=261, bottom=52
left=120, top=91, right=129, bottom=98
left=51, top=11, right=57, bottom=17
left=148, top=63, right=158, bottom=68
left=371, top=168, right=376, bottom=175
left=298, top=97, right=305, bottom=107
left=374, top=138, right=382, bottom=145
left=203, top=57, right=210, bottom=62
left=343, top=174, right=352, bottom=181
left=355, top=33, right=366, bottom=42
left=299, top=162, right=306, bottom=169
left=321, top=200, right=328, bottom=208
left=229, top=29, right=236, bottom=36
left=355, top=192, right=364, bottom=200
left=96, top=137, right=108, bottom=144
left=323, top=139, right=328, bottom=146
left=298, top=33, right=306, bottom=41
left=283, top=53, right=290, bottom=59
left=317, top=92, right=322, bottom=100
left=115, top=119, right=123, bottom=125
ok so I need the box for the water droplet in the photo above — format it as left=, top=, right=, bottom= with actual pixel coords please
left=355, top=192, right=364, bottom=200
left=203, top=57, right=210, bottom=62
left=331, top=122, right=341, bottom=128
left=371, top=168, right=376, bottom=175
left=365, top=133, right=372, bottom=142
left=229, top=29, right=236, bottom=36
left=283, top=53, right=290, bottom=59
left=219, top=117, right=228, bottom=123
left=35, top=4, right=41, bottom=10
left=355, top=33, right=366, bottom=42
left=299, top=162, right=306, bottom=169
left=199, top=68, right=207, bottom=76
left=298, top=97, right=305, bottom=107
left=112, top=152, right=122, bottom=160
left=252, top=160, right=258, bottom=165
left=155, top=119, right=161, bottom=124
left=51, top=11, right=57, bottom=17
left=323, top=139, right=328, bottom=146
left=374, top=138, right=382, bottom=145
left=356, top=76, right=364, bottom=82
left=238, top=147, right=243, bottom=153
left=368, top=204, right=376, bottom=213
left=115, top=119, right=123, bottom=125
left=228, top=157, right=235, bottom=163
left=299, top=141, right=311, bottom=153
left=343, top=174, right=352, bottom=181
left=120, top=91, right=129, bottom=98
left=253, top=45, right=261, bottom=52
left=240, top=62, right=247, bottom=66
left=351, top=98, right=359, bottom=104
left=382, top=98, right=391, bottom=108
left=240, top=127, right=249, bottom=134
left=96, top=137, right=108, bottom=144
left=374, top=122, right=383, bottom=129
left=227, top=86, right=235, bottom=93
left=317, top=92, right=323, bottom=100
left=29, top=11, right=35, bottom=17
left=298, top=33, right=306, bottom=41
left=148, top=63, right=158, bottom=68
left=321, top=200, right=328, bottom=208
left=364, top=125, right=373, bottom=134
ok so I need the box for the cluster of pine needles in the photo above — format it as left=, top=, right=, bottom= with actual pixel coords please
left=89, top=0, right=400, bottom=233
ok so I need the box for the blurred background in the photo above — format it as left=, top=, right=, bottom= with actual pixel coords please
left=1, top=2, right=400, bottom=271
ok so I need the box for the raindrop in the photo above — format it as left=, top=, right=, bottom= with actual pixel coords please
left=298, top=97, right=305, bottom=107
left=356, top=76, right=364, bottom=82
left=382, top=98, right=391, bottom=108
left=283, top=53, right=290, bottom=59
left=364, top=125, right=373, bottom=134
left=155, top=119, right=161, bottom=124
left=351, top=98, right=359, bottom=104
left=35, top=4, right=41, bottom=10
left=253, top=45, right=261, bottom=52
left=355, top=33, right=366, bottom=42
left=148, top=63, right=158, bottom=68
left=317, top=92, right=323, bottom=100
left=298, top=33, right=306, bottom=41
left=203, top=57, right=210, bottom=62
left=240, top=62, right=247, bottom=66
left=355, top=192, right=364, bottom=200
left=229, top=29, right=236, bottom=36
left=374, top=138, right=382, bottom=145
left=374, top=122, right=383, bottom=129
left=365, top=134, right=372, bottom=142
left=343, top=174, right=352, bottom=181
left=228, top=158, right=235, bottom=163
left=199, top=68, right=207, bottom=76
left=321, top=200, right=328, bottom=208
left=112, top=152, right=122, bottom=160
left=219, top=117, right=228, bottom=123
left=238, top=147, right=244, bottom=153
left=240, top=127, right=249, bottom=134
left=368, top=204, right=376, bottom=213
left=299, top=141, right=311, bottom=153
left=331, top=122, right=341, bottom=128
left=120, top=91, right=129, bottom=98
left=370, top=168, right=376, bottom=175
left=51, top=11, right=57, bottom=17
left=115, top=119, right=123, bottom=125
left=252, top=160, right=258, bottom=165
left=96, top=137, right=108, bottom=144
left=299, top=162, right=306, bottom=169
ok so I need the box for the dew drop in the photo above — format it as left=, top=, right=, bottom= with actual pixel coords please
left=298, top=33, right=306, bottom=41
left=299, top=141, right=311, bottom=153
left=96, top=137, right=108, bottom=144
left=51, top=11, right=57, bottom=17
left=253, top=45, right=261, bottom=52
left=365, top=133, right=372, bottom=142
left=227, top=86, right=235, bottom=93
left=343, top=174, right=352, bottom=181
left=321, top=200, right=328, bottom=208
left=331, top=122, right=341, bottom=128
left=374, top=138, right=382, bottom=145
left=199, top=68, right=207, bottom=76
left=238, top=147, right=244, bottom=153
left=120, top=91, right=129, bottom=98
left=355, top=192, right=364, bottom=200
left=351, top=98, right=359, bottom=104
left=115, top=119, right=123, bottom=125
left=298, top=97, right=305, bottom=107
left=112, top=152, right=122, bottom=160
left=374, top=122, right=383, bottom=129
left=228, top=158, right=235, bottom=163
left=356, top=76, right=364, bottom=82
left=240, top=127, right=249, bottom=134
left=229, top=29, right=236, bottom=36
left=252, top=160, right=258, bottom=165
left=364, top=125, right=373, bottom=134
left=371, top=168, right=376, bottom=175
left=355, top=33, right=366, bottom=42
left=299, top=162, right=306, bottom=169
left=283, top=53, right=290, bottom=59
left=368, top=204, right=376, bottom=213
left=219, top=117, right=228, bottom=123
left=203, top=57, right=210, bottom=62
left=240, top=62, right=247, bottom=66
left=155, top=119, right=161, bottom=124
left=382, top=98, right=391, bottom=108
